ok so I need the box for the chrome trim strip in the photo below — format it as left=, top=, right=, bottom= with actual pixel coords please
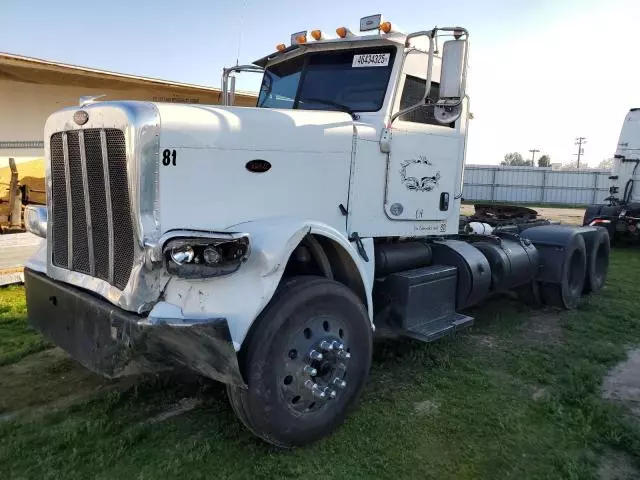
left=100, top=129, right=115, bottom=285
left=61, top=132, right=73, bottom=270
left=78, top=130, right=95, bottom=276
left=135, top=106, right=161, bottom=249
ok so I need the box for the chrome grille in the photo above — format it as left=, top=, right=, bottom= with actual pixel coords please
left=50, top=129, right=135, bottom=290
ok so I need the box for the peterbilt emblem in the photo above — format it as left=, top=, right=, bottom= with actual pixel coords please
left=400, top=156, right=441, bottom=192
left=245, top=159, right=271, bottom=173
left=74, top=110, right=89, bottom=125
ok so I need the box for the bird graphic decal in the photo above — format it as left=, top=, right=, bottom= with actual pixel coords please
left=399, top=156, right=441, bottom=192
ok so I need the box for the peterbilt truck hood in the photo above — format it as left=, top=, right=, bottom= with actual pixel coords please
left=40, top=101, right=358, bottom=312
left=154, top=103, right=356, bottom=235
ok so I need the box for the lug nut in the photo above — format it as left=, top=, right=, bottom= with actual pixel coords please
left=331, top=341, right=345, bottom=351
left=319, top=340, right=334, bottom=351
left=337, top=350, right=351, bottom=360
left=303, top=365, right=318, bottom=376
left=305, top=380, right=326, bottom=399
left=333, top=377, right=347, bottom=389
left=327, top=388, right=337, bottom=399
left=309, top=350, right=323, bottom=361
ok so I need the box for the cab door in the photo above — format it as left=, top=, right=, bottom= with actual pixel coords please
left=383, top=53, right=464, bottom=223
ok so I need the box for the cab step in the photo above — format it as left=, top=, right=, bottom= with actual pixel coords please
left=400, top=312, right=474, bottom=342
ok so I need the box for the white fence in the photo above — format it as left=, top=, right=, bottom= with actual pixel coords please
left=462, top=165, right=611, bottom=206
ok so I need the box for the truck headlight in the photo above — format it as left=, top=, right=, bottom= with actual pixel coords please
left=24, top=205, right=48, bottom=238
left=170, top=245, right=195, bottom=265
left=163, top=235, right=250, bottom=278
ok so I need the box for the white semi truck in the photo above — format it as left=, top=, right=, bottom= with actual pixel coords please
left=583, top=108, right=640, bottom=241
left=23, top=16, right=610, bottom=447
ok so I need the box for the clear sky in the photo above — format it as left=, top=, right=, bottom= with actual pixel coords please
left=2, top=0, right=638, bottom=166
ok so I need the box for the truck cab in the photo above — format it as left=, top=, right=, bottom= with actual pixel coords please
left=23, top=15, right=608, bottom=448
left=244, top=28, right=468, bottom=235
left=584, top=108, right=640, bottom=240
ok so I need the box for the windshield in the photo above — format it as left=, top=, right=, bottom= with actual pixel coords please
left=257, top=46, right=396, bottom=113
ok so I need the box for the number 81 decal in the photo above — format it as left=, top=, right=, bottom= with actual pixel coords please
left=162, top=149, right=177, bottom=166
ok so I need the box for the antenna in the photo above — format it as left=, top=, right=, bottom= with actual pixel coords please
left=236, top=0, right=248, bottom=67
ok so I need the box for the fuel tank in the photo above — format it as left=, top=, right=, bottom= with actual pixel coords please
left=470, top=236, right=539, bottom=292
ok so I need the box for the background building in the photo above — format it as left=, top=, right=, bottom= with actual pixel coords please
left=0, top=52, right=257, bottom=220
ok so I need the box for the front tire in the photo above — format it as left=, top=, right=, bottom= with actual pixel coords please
left=227, top=276, right=372, bottom=448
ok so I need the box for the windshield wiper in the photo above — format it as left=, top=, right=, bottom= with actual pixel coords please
left=300, top=98, right=360, bottom=120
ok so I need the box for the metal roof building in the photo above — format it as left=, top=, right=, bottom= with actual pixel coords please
left=0, top=52, right=257, bottom=227
left=0, top=52, right=257, bottom=159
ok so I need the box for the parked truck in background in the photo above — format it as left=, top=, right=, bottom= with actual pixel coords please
left=583, top=108, right=640, bottom=242
left=23, top=15, right=611, bottom=447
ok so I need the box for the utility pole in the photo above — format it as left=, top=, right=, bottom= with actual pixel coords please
left=529, top=148, right=540, bottom=166
left=574, top=137, right=587, bottom=168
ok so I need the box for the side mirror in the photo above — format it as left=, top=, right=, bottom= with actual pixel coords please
left=435, top=39, right=467, bottom=124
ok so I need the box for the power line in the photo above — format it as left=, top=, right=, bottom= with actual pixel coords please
left=529, top=148, right=540, bottom=166
left=574, top=137, right=587, bottom=169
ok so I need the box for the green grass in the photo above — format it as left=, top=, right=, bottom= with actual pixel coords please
left=1, top=250, right=640, bottom=479
left=0, top=285, right=51, bottom=367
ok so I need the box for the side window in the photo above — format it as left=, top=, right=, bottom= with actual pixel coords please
left=257, top=57, right=304, bottom=109
left=399, top=75, right=454, bottom=128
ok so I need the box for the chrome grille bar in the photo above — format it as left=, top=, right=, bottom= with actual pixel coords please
left=62, top=132, right=73, bottom=270
left=78, top=130, right=95, bottom=276
left=100, top=129, right=115, bottom=285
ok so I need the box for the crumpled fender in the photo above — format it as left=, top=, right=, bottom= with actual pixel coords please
left=158, top=218, right=374, bottom=351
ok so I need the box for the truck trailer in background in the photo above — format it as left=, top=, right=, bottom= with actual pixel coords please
left=584, top=108, right=640, bottom=242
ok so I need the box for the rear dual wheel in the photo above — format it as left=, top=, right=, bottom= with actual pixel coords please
left=540, top=234, right=586, bottom=309
left=583, top=227, right=610, bottom=294
left=227, top=276, right=372, bottom=448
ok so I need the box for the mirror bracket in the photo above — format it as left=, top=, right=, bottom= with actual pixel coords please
left=388, top=27, right=468, bottom=126
left=221, top=64, right=264, bottom=106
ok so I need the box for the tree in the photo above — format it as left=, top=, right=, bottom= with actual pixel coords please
left=561, top=160, right=582, bottom=170
left=538, top=155, right=551, bottom=168
left=501, top=152, right=532, bottom=166
left=597, top=158, right=614, bottom=170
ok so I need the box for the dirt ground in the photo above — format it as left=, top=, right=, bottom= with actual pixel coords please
left=460, top=204, right=586, bottom=226
left=602, top=348, right=640, bottom=419
left=600, top=349, right=640, bottom=479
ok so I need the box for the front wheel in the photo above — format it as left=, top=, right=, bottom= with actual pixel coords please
left=227, top=276, right=373, bottom=448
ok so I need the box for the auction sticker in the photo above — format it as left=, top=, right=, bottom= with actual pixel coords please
left=352, top=53, right=390, bottom=67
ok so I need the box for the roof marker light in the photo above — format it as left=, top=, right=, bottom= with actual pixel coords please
left=276, top=43, right=286, bottom=52
left=311, top=30, right=335, bottom=41
left=379, top=21, right=393, bottom=34
left=336, top=27, right=354, bottom=38
left=290, top=30, right=307, bottom=45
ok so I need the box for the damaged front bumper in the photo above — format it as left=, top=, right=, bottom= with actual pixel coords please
left=24, top=268, right=245, bottom=386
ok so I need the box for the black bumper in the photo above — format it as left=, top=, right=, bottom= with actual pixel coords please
left=24, top=268, right=244, bottom=386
